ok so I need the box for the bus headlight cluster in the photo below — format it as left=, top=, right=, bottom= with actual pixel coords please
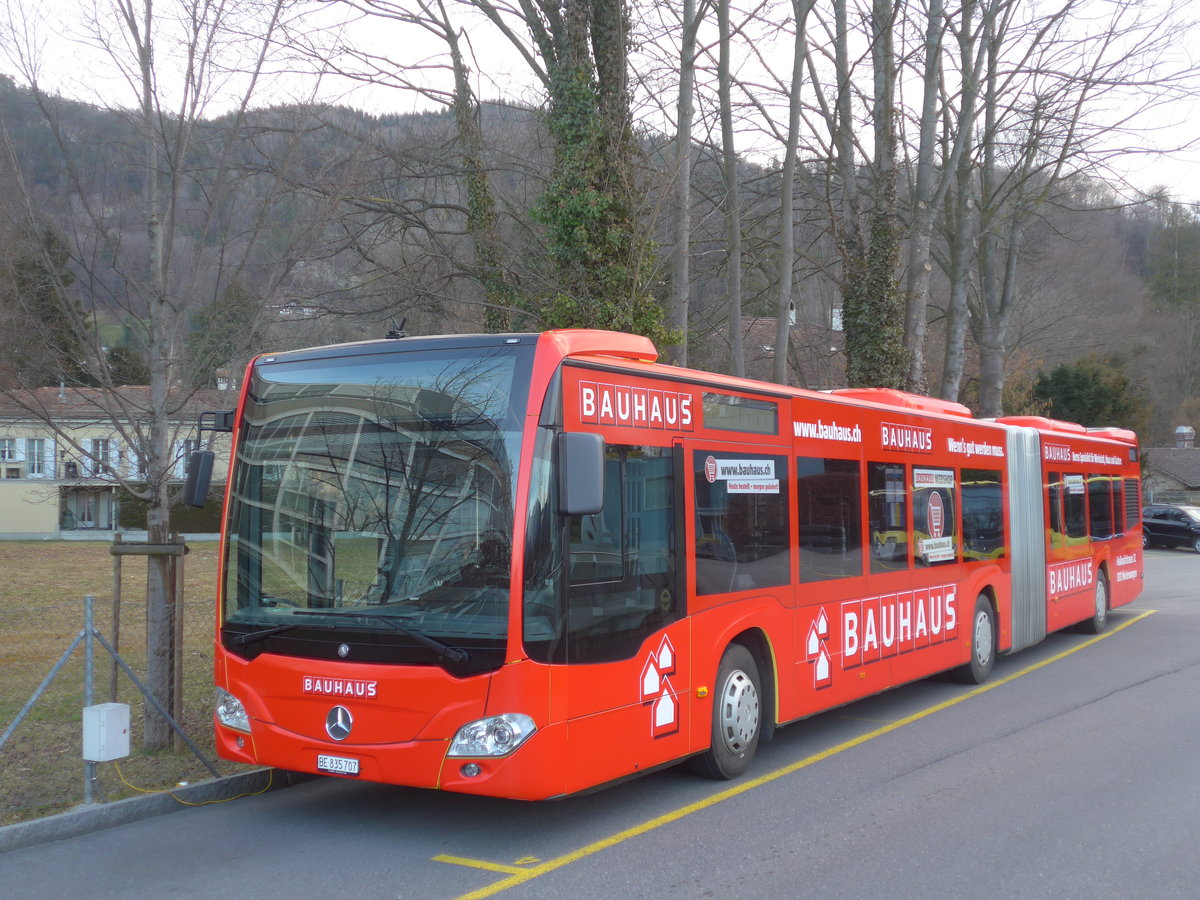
left=448, top=714, right=536, bottom=757
left=215, top=687, right=250, bottom=733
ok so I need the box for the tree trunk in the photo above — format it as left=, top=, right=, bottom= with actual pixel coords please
left=718, top=0, right=744, bottom=377
left=125, top=0, right=175, bottom=751
left=902, top=0, right=945, bottom=393
left=772, top=0, right=815, bottom=386
left=442, top=0, right=513, bottom=330
left=668, top=0, right=700, bottom=366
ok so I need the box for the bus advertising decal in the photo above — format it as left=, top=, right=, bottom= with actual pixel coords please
left=1045, top=443, right=1123, bottom=468
left=579, top=380, right=694, bottom=431
left=1115, top=554, right=1139, bottom=584
left=840, top=585, right=959, bottom=670
left=793, top=419, right=863, bottom=443
left=1047, top=559, right=1092, bottom=596
left=946, top=437, right=1004, bottom=458
left=881, top=422, right=933, bottom=453
left=704, top=456, right=780, bottom=494
left=303, top=676, right=378, bottom=699
left=913, top=468, right=955, bottom=490
left=639, top=635, right=679, bottom=739
left=805, top=609, right=833, bottom=690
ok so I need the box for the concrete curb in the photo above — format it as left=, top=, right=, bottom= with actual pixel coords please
left=0, top=768, right=310, bottom=853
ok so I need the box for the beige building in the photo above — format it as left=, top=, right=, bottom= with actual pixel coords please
left=0, top=386, right=234, bottom=538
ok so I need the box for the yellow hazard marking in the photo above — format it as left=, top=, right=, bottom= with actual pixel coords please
left=441, top=609, right=1156, bottom=899
left=433, top=856, right=530, bottom=876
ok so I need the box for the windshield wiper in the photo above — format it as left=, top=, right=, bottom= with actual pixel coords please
left=305, top=610, right=469, bottom=665
left=230, top=621, right=335, bottom=648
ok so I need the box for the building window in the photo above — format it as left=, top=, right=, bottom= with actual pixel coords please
left=0, top=438, right=15, bottom=461
left=89, top=439, right=111, bottom=476
left=26, top=438, right=45, bottom=476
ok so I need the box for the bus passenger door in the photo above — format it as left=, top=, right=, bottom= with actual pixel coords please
left=547, top=442, right=693, bottom=793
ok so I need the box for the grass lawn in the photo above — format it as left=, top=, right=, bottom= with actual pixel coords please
left=0, top=540, right=255, bottom=826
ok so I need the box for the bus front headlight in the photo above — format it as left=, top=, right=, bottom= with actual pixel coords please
left=215, top=687, right=250, bottom=733
left=448, top=714, right=536, bottom=757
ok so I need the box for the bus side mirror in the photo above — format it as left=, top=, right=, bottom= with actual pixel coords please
left=183, top=450, right=216, bottom=508
left=557, top=432, right=604, bottom=516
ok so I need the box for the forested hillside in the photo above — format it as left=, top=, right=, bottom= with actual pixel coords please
left=2, top=70, right=1187, bottom=438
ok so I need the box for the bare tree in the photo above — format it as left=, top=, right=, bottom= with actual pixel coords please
left=769, top=0, right=816, bottom=385
left=1, top=0, right=332, bottom=748
left=716, top=0, right=746, bottom=377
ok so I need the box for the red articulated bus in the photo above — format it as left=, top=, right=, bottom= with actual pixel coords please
left=208, top=329, right=1143, bottom=798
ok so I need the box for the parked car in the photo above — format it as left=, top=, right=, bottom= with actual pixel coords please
left=1142, top=504, right=1200, bottom=552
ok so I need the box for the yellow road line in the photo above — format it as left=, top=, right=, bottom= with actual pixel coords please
left=444, top=609, right=1157, bottom=899
left=433, top=856, right=531, bottom=876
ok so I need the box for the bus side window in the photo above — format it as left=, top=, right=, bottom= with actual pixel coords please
left=1123, top=478, right=1141, bottom=532
left=693, top=450, right=790, bottom=595
left=1063, top=474, right=1087, bottom=543
left=962, top=468, right=1005, bottom=561
left=1047, top=472, right=1065, bottom=549
left=1087, top=474, right=1116, bottom=540
left=797, top=456, right=863, bottom=582
left=868, top=462, right=909, bottom=574
left=913, top=467, right=957, bottom=567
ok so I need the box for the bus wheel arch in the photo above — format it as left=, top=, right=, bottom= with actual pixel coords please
left=688, top=637, right=767, bottom=780
left=952, top=590, right=997, bottom=685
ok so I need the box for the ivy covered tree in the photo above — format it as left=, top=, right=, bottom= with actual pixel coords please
left=471, top=0, right=673, bottom=343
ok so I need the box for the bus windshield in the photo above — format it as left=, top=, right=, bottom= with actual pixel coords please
left=220, top=343, right=531, bottom=670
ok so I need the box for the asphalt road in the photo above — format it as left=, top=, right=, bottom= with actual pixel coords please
left=4, top=551, right=1198, bottom=899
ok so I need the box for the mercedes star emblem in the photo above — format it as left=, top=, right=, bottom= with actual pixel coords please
left=325, top=705, right=353, bottom=741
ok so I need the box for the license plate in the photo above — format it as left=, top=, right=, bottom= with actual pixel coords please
left=317, top=754, right=360, bottom=776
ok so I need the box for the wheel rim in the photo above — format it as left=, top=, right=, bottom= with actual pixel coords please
left=1095, top=577, right=1107, bottom=621
left=973, top=608, right=994, bottom=668
left=717, top=669, right=759, bottom=754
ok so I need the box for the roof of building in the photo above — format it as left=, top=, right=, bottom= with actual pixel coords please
left=1145, top=446, right=1200, bottom=489
left=0, top=386, right=237, bottom=424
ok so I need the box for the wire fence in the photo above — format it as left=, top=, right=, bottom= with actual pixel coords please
left=0, top=541, right=252, bottom=826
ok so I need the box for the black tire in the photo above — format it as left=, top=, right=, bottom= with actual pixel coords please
left=1078, top=570, right=1109, bottom=634
left=688, top=644, right=762, bottom=780
left=951, top=594, right=996, bottom=685
left=1142, top=531, right=1150, bottom=550
left=1192, top=537, right=1200, bottom=554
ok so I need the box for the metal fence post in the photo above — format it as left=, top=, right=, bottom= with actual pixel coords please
left=111, top=533, right=122, bottom=702
left=84, top=594, right=96, bottom=804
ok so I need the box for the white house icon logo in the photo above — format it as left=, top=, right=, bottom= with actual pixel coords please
left=640, top=635, right=679, bottom=738
left=806, top=609, right=833, bottom=689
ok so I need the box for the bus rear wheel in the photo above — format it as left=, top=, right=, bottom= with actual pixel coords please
left=689, top=643, right=761, bottom=780
left=952, top=594, right=995, bottom=685
left=1078, top=570, right=1109, bottom=634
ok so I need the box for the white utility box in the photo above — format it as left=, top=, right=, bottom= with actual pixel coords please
left=82, top=702, right=131, bottom=762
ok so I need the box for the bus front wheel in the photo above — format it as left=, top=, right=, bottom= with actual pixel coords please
left=689, top=643, right=761, bottom=780
left=952, top=594, right=995, bottom=685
